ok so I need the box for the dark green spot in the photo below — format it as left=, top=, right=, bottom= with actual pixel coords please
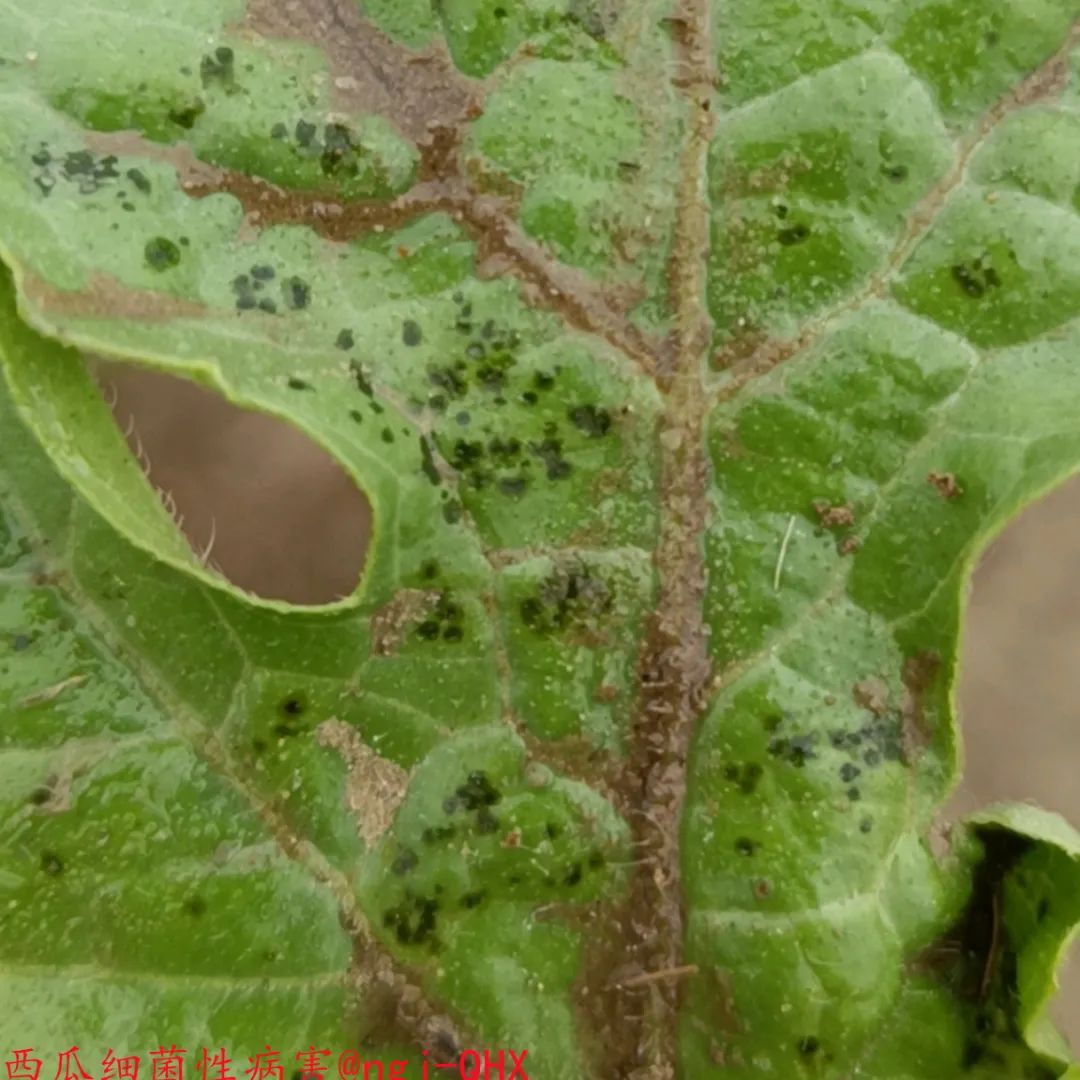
left=41, top=851, right=63, bottom=876
left=420, top=436, right=441, bottom=485
left=168, top=101, right=205, bottom=129
left=569, top=404, right=611, bottom=438
left=280, top=696, right=305, bottom=717
left=126, top=168, right=151, bottom=194
left=144, top=237, right=181, bottom=271
left=391, top=848, right=419, bottom=876
left=182, top=895, right=208, bottom=917
left=952, top=260, right=1001, bottom=299
left=777, top=223, right=811, bottom=246
left=283, top=277, right=311, bottom=310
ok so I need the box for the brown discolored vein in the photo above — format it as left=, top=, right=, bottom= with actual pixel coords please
left=182, top=159, right=659, bottom=372
left=712, top=14, right=1080, bottom=401
left=243, top=0, right=479, bottom=145
left=580, top=3, right=716, bottom=1076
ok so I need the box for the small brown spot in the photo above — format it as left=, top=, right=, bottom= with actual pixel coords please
left=838, top=535, right=861, bottom=556
left=901, top=649, right=941, bottom=753
left=752, top=879, right=772, bottom=900
left=853, top=677, right=890, bottom=717
left=500, top=827, right=522, bottom=849
left=928, top=471, right=962, bottom=500
left=812, top=500, right=855, bottom=528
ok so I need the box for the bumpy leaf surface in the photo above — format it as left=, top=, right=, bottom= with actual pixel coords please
left=1, top=1, right=1080, bottom=1077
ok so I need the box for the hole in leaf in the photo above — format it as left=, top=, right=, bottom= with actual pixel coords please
left=957, top=475, right=1080, bottom=1043
left=95, top=363, right=371, bottom=605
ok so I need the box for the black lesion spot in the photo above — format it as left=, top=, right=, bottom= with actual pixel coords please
left=336, top=328, right=355, bottom=351
left=282, top=276, right=311, bottom=310
left=287, top=377, right=312, bottom=391
left=530, top=429, right=573, bottom=481
left=420, top=436, right=442, bottom=486
left=461, top=890, right=486, bottom=909
left=270, top=118, right=385, bottom=183
left=797, top=1037, right=820, bottom=1056
left=952, top=258, right=1001, bottom=299
left=723, top=761, right=764, bottom=795
left=232, top=275, right=256, bottom=311
left=200, top=46, right=236, bottom=90
left=349, top=360, right=375, bottom=397
left=568, top=404, right=612, bottom=438
left=458, top=771, right=501, bottom=810
left=768, top=731, right=817, bottom=768
left=40, top=851, right=64, bottom=876
left=33, top=148, right=128, bottom=198
left=734, top=837, right=758, bottom=856
left=830, top=713, right=906, bottom=768
left=182, top=895, right=208, bottom=917
left=402, top=319, right=423, bottom=347
left=280, top=695, right=306, bottom=717
left=274, top=696, right=309, bottom=734
left=421, top=825, right=455, bottom=845
left=777, top=223, right=811, bottom=246
left=168, top=100, right=206, bottom=130
left=519, top=562, right=613, bottom=636
left=415, top=591, right=465, bottom=644
left=383, top=895, right=439, bottom=946
left=497, top=475, right=528, bottom=497
left=127, top=167, right=152, bottom=194
left=391, top=847, right=419, bottom=876
left=28, top=786, right=52, bottom=807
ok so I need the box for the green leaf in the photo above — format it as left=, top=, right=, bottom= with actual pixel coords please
left=0, top=1, right=1079, bottom=1077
